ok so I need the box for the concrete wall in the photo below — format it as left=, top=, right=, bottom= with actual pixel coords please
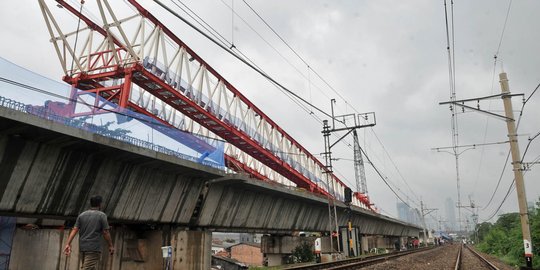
left=0, top=133, right=215, bottom=225
left=261, top=235, right=316, bottom=255
left=0, top=107, right=421, bottom=238
left=199, top=179, right=422, bottom=236
left=230, top=244, right=262, bottom=266
left=362, top=235, right=395, bottom=252
left=7, top=225, right=211, bottom=270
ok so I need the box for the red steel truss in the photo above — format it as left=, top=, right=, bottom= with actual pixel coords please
left=38, top=0, right=373, bottom=210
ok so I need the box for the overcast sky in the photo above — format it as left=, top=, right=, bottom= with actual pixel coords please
left=1, top=0, right=539, bottom=230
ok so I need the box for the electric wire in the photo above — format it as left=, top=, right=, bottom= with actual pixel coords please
left=153, top=0, right=335, bottom=120
left=443, top=0, right=463, bottom=229
left=234, top=0, right=423, bottom=208
left=62, top=0, right=421, bottom=211
left=472, top=0, right=513, bottom=196
left=165, top=0, right=321, bottom=123
left=168, top=0, right=231, bottom=47
left=161, top=0, right=364, bottom=191
left=69, top=1, right=85, bottom=76
left=370, top=128, right=422, bottom=203
left=358, top=145, right=413, bottom=210
left=166, top=0, right=321, bottom=122
left=240, top=0, right=351, bottom=113
left=482, top=126, right=539, bottom=221
left=217, top=0, right=335, bottom=104
left=481, top=81, right=538, bottom=211
left=522, top=131, right=540, bottom=163
left=495, top=0, right=513, bottom=58
left=0, top=76, right=228, bottom=142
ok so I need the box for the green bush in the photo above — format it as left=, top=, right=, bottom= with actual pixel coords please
left=476, top=198, right=540, bottom=268
left=286, top=242, right=314, bottom=264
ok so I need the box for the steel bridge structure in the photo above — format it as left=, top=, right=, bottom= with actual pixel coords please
left=37, top=0, right=374, bottom=210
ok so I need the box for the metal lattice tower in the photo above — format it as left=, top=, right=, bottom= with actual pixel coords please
left=352, top=130, right=367, bottom=195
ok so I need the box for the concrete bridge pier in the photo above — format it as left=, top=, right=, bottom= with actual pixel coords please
left=361, top=235, right=398, bottom=253
left=7, top=220, right=211, bottom=270
left=261, top=235, right=318, bottom=266
left=171, top=229, right=211, bottom=270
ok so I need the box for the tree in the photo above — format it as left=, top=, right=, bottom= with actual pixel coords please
left=287, top=242, right=314, bottom=264
left=494, top=213, right=519, bottom=231
left=477, top=198, right=540, bottom=268
left=475, top=222, right=493, bottom=242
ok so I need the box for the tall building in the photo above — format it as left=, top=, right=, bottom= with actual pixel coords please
left=397, top=202, right=410, bottom=222
left=445, top=197, right=457, bottom=231
left=396, top=202, right=421, bottom=226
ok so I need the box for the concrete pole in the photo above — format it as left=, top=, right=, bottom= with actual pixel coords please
left=420, top=201, right=428, bottom=247
left=499, top=72, right=533, bottom=268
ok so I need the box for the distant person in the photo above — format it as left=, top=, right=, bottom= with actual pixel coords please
left=64, top=195, right=114, bottom=270
left=394, top=239, right=400, bottom=251
left=413, top=238, right=419, bottom=248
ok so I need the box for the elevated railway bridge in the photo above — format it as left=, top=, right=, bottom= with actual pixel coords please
left=0, top=1, right=423, bottom=269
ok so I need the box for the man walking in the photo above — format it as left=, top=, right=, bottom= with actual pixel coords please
left=64, top=195, right=114, bottom=269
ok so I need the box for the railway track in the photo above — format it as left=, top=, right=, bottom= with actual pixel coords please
left=284, top=247, right=435, bottom=270
left=284, top=244, right=509, bottom=270
left=456, top=244, right=501, bottom=270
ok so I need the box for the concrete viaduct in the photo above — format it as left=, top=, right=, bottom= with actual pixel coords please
left=0, top=106, right=421, bottom=269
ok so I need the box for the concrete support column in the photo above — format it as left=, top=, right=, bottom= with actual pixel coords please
left=261, top=235, right=317, bottom=266
left=361, top=235, right=368, bottom=254
left=8, top=224, right=211, bottom=270
left=171, top=229, right=211, bottom=270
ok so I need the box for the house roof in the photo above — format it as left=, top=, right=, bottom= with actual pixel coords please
left=228, top=242, right=261, bottom=249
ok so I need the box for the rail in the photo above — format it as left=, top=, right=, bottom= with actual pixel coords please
left=463, top=244, right=500, bottom=270
left=454, top=244, right=462, bottom=270
left=285, top=247, right=435, bottom=270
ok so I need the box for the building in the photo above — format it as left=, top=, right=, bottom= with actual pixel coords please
left=396, top=202, right=421, bottom=226
left=445, top=197, right=457, bottom=231
left=528, top=201, right=535, bottom=213
left=229, top=243, right=263, bottom=267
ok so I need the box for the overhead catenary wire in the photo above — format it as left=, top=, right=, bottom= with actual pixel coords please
left=0, top=76, right=230, bottom=142
left=215, top=0, right=335, bottom=104
left=370, top=128, right=422, bottom=203
left=158, top=0, right=423, bottom=212
left=167, top=0, right=361, bottom=166
left=229, top=0, right=423, bottom=209
left=161, top=0, right=370, bottom=190
left=167, top=0, right=321, bottom=122
left=359, top=145, right=414, bottom=210
left=240, top=0, right=351, bottom=110
left=69, top=1, right=85, bottom=76
left=153, top=0, right=336, bottom=121
left=472, top=0, right=514, bottom=196
left=481, top=81, right=538, bottom=211
left=442, top=0, right=464, bottom=230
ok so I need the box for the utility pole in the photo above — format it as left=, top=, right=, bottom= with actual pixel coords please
left=438, top=217, right=447, bottom=231
left=321, top=99, right=375, bottom=257
left=438, top=72, right=532, bottom=268
left=499, top=72, right=533, bottom=268
left=322, top=119, right=341, bottom=255
left=419, top=201, right=437, bottom=247
left=457, top=196, right=480, bottom=238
